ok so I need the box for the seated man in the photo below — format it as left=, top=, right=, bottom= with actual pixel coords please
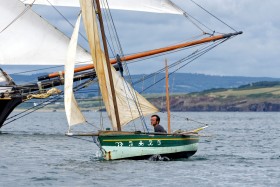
left=150, top=115, right=167, bottom=133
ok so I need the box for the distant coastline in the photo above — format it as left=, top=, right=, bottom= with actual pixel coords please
left=15, top=80, right=280, bottom=112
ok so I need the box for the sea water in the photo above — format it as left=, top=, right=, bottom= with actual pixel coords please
left=0, top=112, right=279, bottom=187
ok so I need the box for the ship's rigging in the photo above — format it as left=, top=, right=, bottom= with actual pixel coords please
left=0, top=0, right=242, bottom=128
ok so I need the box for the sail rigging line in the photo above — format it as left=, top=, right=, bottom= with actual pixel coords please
left=117, top=78, right=150, bottom=132
left=100, top=0, right=133, bottom=82
left=169, top=113, right=209, bottom=127
left=139, top=38, right=229, bottom=93
left=133, top=34, right=236, bottom=88
left=94, top=0, right=122, bottom=131
left=131, top=42, right=216, bottom=87
left=189, top=0, right=237, bottom=32
left=183, top=12, right=212, bottom=34
left=3, top=93, right=63, bottom=127
left=0, top=1, right=35, bottom=34
left=4, top=77, right=95, bottom=126
left=40, top=31, right=242, bottom=80
left=101, top=0, right=124, bottom=57
left=42, top=0, right=89, bottom=44
left=67, top=135, right=96, bottom=143
left=85, top=121, right=101, bottom=131
left=100, top=0, right=150, bottom=131
left=101, top=0, right=135, bottom=86
left=143, top=42, right=224, bottom=93
left=121, top=38, right=207, bottom=67
left=95, top=8, right=117, bottom=62
left=183, top=12, right=206, bottom=34
left=96, top=82, right=104, bottom=130
left=124, top=41, right=208, bottom=89
left=3, top=58, right=93, bottom=80
left=100, top=0, right=119, bottom=57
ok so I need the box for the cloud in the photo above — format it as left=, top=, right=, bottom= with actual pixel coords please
left=172, top=0, right=280, bottom=78
left=18, top=1, right=280, bottom=78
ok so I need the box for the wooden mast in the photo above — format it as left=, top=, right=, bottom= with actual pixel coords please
left=43, top=31, right=242, bottom=80
left=165, top=59, right=171, bottom=134
left=95, top=0, right=121, bottom=131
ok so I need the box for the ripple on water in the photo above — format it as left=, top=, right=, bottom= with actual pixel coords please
left=1, top=112, right=280, bottom=187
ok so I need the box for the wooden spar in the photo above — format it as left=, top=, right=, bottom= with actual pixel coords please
left=165, top=59, right=171, bottom=134
left=95, top=0, right=121, bottom=131
left=45, top=31, right=242, bottom=79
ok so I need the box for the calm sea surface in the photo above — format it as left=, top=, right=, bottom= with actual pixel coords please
left=0, top=112, right=279, bottom=187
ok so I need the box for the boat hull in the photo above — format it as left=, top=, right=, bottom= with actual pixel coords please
left=97, top=133, right=199, bottom=160
left=0, top=97, right=23, bottom=128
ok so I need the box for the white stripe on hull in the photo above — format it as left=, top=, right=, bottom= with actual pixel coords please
left=101, top=143, right=198, bottom=160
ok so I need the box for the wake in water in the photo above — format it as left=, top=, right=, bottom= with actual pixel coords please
left=148, top=154, right=170, bottom=161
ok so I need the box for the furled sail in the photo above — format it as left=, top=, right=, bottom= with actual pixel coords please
left=64, top=14, right=86, bottom=128
left=21, top=0, right=184, bottom=15
left=80, top=0, right=159, bottom=130
left=0, top=0, right=91, bottom=65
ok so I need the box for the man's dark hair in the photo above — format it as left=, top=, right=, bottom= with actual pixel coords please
left=151, top=115, right=160, bottom=123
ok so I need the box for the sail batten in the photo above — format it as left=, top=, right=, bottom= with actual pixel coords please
left=64, top=14, right=86, bottom=128
left=20, top=0, right=184, bottom=15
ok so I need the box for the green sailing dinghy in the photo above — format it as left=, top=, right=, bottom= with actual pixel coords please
left=67, top=130, right=200, bottom=160
left=98, top=131, right=199, bottom=160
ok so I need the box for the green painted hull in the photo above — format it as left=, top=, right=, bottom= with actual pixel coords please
left=97, top=133, right=199, bottom=160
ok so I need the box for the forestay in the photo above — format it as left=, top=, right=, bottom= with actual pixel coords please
left=21, top=0, right=184, bottom=15
left=0, top=0, right=91, bottom=65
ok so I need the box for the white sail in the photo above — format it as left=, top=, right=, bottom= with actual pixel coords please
left=80, top=0, right=158, bottom=130
left=64, top=14, right=86, bottom=128
left=0, top=0, right=91, bottom=65
left=21, top=0, right=184, bottom=14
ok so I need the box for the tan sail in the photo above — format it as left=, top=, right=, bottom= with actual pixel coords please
left=64, top=14, right=86, bottom=128
left=111, top=66, right=159, bottom=127
left=80, top=0, right=158, bottom=130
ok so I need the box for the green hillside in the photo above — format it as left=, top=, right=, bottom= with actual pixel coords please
left=151, top=81, right=280, bottom=111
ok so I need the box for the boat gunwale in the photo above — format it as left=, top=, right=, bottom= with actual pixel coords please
left=66, top=130, right=199, bottom=137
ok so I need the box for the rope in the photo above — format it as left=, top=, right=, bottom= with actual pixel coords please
left=3, top=93, right=63, bottom=126
left=183, top=12, right=213, bottom=34
left=0, top=1, right=34, bottom=34
left=189, top=0, right=237, bottom=32
left=100, top=0, right=149, bottom=132
left=68, top=135, right=95, bottom=143
left=45, top=0, right=89, bottom=43
left=26, top=87, right=61, bottom=99
left=4, top=78, right=95, bottom=126
left=183, top=12, right=207, bottom=34
left=138, top=39, right=229, bottom=93
left=170, top=113, right=209, bottom=126
left=85, top=121, right=101, bottom=131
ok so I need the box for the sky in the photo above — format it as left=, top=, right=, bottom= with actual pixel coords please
left=115, top=0, right=280, bottom=78
left=3, top=0, right=280, bottom=78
